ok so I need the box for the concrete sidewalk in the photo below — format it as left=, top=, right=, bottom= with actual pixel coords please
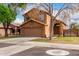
left=26, top=41, right=79, bottom=50
left=0, top=37, right=39, bottom=44
left=0, top=44, right=35, bottom=56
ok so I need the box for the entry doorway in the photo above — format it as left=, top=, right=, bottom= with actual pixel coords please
left=53, top=23, right=61, bottom=36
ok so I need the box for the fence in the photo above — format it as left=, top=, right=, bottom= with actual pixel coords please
left=63, top=29, right=79, bottom=37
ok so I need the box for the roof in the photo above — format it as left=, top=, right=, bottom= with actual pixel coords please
left=11, top=23, right=21, bottom=27
left=24, top=8, right=49, bottom=16
left=55, top=20, right=67, bottom=26
left=20, top=18, right=47, bottom=27
left=0, top=23, right=19, bottom=29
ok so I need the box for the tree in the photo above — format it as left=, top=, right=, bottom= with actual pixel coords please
left=70, top=23, right=77, bottom=29
left=35, top=3, right=79, bottom=40
left=70, top=23, right=79, bottom=36
left=0, top=3, right=27, bottom=37
left=8, top=3, right=27, bottom=12
left=0, top=4, right=16, bottom=37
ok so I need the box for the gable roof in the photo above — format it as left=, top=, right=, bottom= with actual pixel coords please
left=55, top=20, right=67, bottom=26
left=24, top=8, right=49, bottom=16
left=20, top=18, right=47, bottom=27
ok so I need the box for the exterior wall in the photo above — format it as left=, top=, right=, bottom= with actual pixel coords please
left=58, top=23, right=67, bottom=36
left=21, top=20, right=44, bottom=28
left=44, top=14, right=51, bottom=38
left=23, top=8, right=67, bottom=37
left=0, top=24, right=18, bottom=37
left=20, top=20, right=45, bottom=37
left=44, top=14, right=67, bottom=37
left=0, top=28, right=11, bottom=37
left=0, top=28, right=5, bottom=36
left=62, top=24, right=67, bottom=30
left=60, top=23, right=64, bottom=36
left=25, top=8, right=46, bottom=23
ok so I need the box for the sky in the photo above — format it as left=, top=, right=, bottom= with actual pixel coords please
left=14, top=3, right=79, bottom=26
left=14, top=3, right=34, bottom=24
left=53, top=3, right=64, bottom=10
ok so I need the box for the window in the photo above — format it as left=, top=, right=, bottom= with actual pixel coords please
left=24, top=15, right=30, bottom=20
left=39, top=14, right=44, bottom=21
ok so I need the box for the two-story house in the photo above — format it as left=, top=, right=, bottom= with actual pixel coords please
left=20, top=8, right=67, bottom=37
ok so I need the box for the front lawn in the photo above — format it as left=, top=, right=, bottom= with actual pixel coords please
left=32, top=37, right=79, bottom=44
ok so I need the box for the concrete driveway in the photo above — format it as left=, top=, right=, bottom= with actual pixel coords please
left=0, top=37, right=39, bottom=56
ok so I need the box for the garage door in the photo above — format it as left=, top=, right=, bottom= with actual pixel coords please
left=23, top=28, right=43, bottom=37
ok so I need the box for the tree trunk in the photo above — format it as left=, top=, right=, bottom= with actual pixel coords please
left=49, top=18, right=53, bottom=40
left=3, top=23, right=9, bottom=37
left=4, top=28, right=8, bottom=37
left=49, top=16, right=55, bottom=40
left=48, top=4, right=53, bottom=40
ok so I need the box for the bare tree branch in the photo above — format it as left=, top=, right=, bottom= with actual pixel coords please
left=53, top=3, right=66, bottom=20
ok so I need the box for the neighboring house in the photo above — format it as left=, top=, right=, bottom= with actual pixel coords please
left=0, top=23, right=20, bottom=37
left=64, top=28, right=79, bottom=37
left=0, top=24, right=6, bottom=36
left=20, top=8, right=67, bottom=37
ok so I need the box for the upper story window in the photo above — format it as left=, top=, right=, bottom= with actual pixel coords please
left=39, top=14, right=44, bottom=21
left=24, top=15, right=31, bottom=21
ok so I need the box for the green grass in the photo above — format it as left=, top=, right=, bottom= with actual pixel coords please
left=32, top=37, right=79, bottom=44
left=56, top=37, right=78, bottom=42
left=32, top=38, right=49, bottom=42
